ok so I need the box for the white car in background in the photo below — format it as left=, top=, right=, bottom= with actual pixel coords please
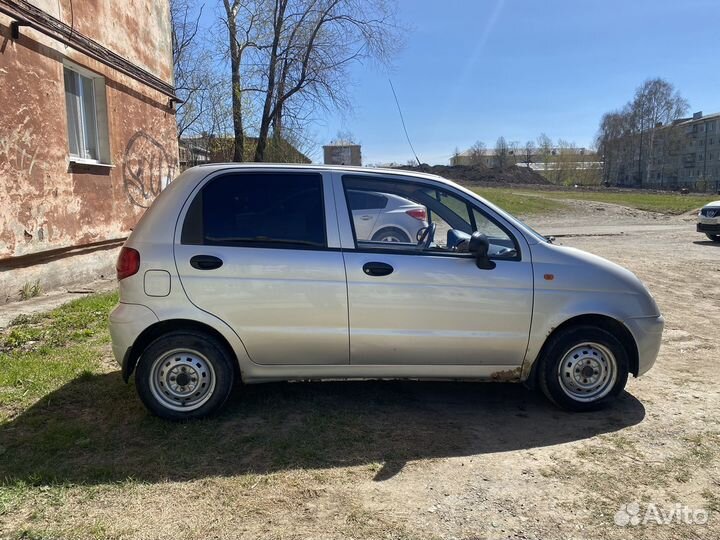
left=697, top=200, right=720, bottom=242
left=347, top=189, right=428, bottom=243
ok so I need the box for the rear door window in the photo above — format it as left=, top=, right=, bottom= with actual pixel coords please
left=181, top=172, right=326, bottom=248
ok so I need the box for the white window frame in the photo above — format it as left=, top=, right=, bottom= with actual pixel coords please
left=63, top=61, right=112, bottom=166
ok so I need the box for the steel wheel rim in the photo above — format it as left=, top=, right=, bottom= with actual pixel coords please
left=149, top=348, right=216, bottom=412
left=557, top=342, right=617, bottom=402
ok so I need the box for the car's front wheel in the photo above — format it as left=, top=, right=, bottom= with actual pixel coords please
left=135, top=330, right=235, bottom=420
left=538, top=325, right=629, bottom=411
left=706, top=233, right=720, bottom=243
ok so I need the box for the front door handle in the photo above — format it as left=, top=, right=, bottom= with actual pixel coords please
left=362, top=261, right=394, bottom=277
left=190, top=255, right=223, bottom=270
left=360, top=215, right=373, bottom=221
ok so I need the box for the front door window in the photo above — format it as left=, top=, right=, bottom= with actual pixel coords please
left=342, top=175, right=518, bottom=258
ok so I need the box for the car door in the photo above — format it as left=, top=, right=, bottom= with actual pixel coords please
left=347, top=190, right=384, bottom=240
left=336, top=173, right=533, bottom=367
left=174, top=170, right=349, bottom=365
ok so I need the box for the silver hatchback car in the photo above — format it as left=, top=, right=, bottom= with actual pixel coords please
left=110, top=164, right=664, bottom=420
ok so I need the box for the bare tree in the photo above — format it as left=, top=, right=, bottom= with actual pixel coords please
left=252, top=0, right=401, bottom=162
left=522, top=140, right=535, bottom=168
left=535, top=133, right=553, bottom=171
left=171, top=0, right=209, bottom=141
left=495, top=136, right=509, bottom=170
left=333, top=130, right=357, bottom=144
left=631, top=78, right=689, bottom=186
left=220, top=0, right=262, bottom=161
left=553, top=139, right=577, bottom=185
left=596, top=110, right=633, bottom=184
left=596, top=78, right=688, bottom=187
left=468, top=140, right=486, bottom=166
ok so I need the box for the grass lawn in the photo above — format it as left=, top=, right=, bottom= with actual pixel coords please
left=472, top=187, right=567, bottom=216
left=0, top=293, right=119, bottom=418
left=471, top=186, right=716, bottom=216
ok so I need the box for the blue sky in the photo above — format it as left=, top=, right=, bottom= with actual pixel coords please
left=203, top=0, right=720, bottom=164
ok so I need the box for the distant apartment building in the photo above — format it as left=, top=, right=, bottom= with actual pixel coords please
left=650, top=112, right=720, bottom=190
left=323, top=141, right=362, bottom=166
left=602, top=111, right=720, bottom=191
left=0, top=0, right=177, bottom=302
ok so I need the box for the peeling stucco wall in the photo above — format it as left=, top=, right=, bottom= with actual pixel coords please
left=0, top=0, right=177, bottom=272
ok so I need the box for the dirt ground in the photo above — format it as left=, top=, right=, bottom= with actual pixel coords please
left=1, top=201, right=718, bottom=540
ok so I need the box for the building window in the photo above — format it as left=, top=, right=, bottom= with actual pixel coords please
left=63, top=64, right=110, bottom=164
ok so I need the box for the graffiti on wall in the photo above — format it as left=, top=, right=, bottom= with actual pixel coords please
left=122, top=131, right=176, bottom=208
left=0, top=119, right=44, bottom=175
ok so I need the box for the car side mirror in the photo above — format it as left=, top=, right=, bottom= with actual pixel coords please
left=468, top=232, right=496, bottom=270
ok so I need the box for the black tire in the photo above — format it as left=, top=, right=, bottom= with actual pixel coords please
left=537, top=325, right=629, bottom=412
left=371, top=227, right=411, bottom=243
left=706, top=233, right=720, bottom=243
left=135, top=330, right=235, bottom=420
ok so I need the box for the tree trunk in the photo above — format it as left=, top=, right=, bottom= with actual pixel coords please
left=254, top=0, right=286, bottom=162
left=226, top=5, right=244, bottom=162
left=269, top=79, right=285, bottom=160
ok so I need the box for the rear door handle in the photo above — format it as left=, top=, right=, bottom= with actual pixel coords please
left=362, top=261, right=394, bottom=277
left=190, top=255, right=223, bottom=270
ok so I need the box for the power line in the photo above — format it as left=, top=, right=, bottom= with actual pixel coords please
left=389, top=79, right=421, bottom=166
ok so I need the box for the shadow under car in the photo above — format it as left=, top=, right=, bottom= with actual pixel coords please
left=0, top=372, right=646, bottom=485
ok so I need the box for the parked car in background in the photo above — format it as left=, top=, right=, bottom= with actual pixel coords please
left=697, top=200, right=720, bottom=242
left=347, top=189, right=428, bottom=243
left=110, top=164, right=664, bottom=420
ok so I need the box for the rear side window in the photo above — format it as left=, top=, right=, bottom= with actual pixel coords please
left=348, top=190, right=388, bottom=210
left=181, top=172, right=326, bottom=248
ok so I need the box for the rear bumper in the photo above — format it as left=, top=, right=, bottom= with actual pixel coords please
left=624, top=315, right=664, bottom=376
left=109, top=303, right=158, bottom=377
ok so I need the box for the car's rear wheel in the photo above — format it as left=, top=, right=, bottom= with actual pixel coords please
left=538, top=325, right=629, bottom=411
left=135, top=331, right=235, bottom=420
left=372, top=227, right=410, bottom=243
left=706, top=233, right=720, bottom=242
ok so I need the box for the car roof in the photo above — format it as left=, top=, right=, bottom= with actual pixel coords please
left=189, top=163, right=447, bottom=184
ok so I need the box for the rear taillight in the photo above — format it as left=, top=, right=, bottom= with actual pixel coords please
left=116, top=247, right=140, bottom=280
left=406, top=208, right=427, bottom=221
